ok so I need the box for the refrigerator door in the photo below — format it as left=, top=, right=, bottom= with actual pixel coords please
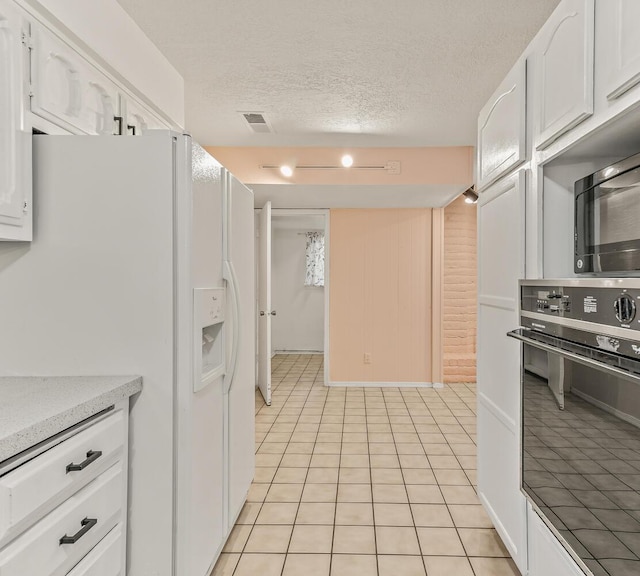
left=224, top=173, right=256, bottom=532
left=174, top=142, right=227, bottom=576
left=257, top=201, right=272, bottom=405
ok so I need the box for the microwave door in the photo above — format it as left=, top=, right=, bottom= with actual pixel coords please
left=575, top=165, right=640, bottom=273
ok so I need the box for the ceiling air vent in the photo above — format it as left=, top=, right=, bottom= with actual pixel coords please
left=240, top=112, right=273, bottom=133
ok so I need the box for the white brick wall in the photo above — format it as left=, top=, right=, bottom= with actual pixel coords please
left=443, top=196, right=477, bottom=383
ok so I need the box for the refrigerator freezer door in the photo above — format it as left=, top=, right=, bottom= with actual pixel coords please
left=175, top=141, right=227, bottom=576
left=225, top=174, right=256, bottom=532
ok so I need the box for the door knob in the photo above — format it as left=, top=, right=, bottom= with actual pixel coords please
left=270, top=311, right=277, bottom=316
left=260, top=311, right=265, bottom=316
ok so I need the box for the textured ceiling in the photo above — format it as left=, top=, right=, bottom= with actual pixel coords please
left=116, top=0, right=560, bottom=148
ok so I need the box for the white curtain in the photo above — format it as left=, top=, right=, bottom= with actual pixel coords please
left=304, top=231, right=325, bottom=287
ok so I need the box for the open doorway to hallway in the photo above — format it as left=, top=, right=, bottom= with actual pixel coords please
left=256, top=208, right=330, bottom=406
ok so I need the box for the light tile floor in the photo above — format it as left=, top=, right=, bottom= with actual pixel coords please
left=211, top=354, right=520, bottom=576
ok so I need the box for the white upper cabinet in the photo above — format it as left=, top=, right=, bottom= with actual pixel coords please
left=535, top=0, right=594, bottom=150
left=0, top=0, right=31, bottom=241
left=31, top=24, right=119, bottom=136
left=599, top=0, right=640, bottom=101
left=121, top=95, right=171, bottom=136
left=477, top=60, right=527, bottom=191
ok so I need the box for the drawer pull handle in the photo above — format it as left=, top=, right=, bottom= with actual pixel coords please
left=66, top=450, right=102, bottom=473
left=59, top=517, right=97, bottom=545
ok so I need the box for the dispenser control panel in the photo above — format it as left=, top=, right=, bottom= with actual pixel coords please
left=196, top=288, right=225, bottom=326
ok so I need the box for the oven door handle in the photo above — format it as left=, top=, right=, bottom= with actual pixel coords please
left=507, top=329, right=640, bottom=384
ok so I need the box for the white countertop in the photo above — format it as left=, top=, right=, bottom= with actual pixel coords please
left=0, top=375, right=142, bottom=462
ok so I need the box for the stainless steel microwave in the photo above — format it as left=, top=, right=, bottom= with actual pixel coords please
left=575, top=151, right=640, bottom=275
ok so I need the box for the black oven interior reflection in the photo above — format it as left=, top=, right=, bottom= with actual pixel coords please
left=510, top=280, right=640, bottom=576
left=523, top=367, right=640, bottom=576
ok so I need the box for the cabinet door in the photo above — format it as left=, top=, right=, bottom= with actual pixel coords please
left=601, top=0, right=640, bottom=101
left=0, top=0, right=31, bottom=241
left=31, top=25, right=118, bottom=135
left=477, top=170, right=527, bottom=572
left=80, top=72, right=119, bottom=136
left=121, top=95, right=170, bottom=136
left=477, top=60, right=526, bottom=191
left=527, top=507, right=585, bottom=576
left=535, top=0, right=594, bottom=150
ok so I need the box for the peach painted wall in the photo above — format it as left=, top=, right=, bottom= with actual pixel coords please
left=329, top=209, right=433, bottom=383
left=443, top=196, right=477, bottom=383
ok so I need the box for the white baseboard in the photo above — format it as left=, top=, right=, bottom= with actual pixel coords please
left=274, top=350, right=324, bottom=355
left=327, top=381, right=440, bottom=388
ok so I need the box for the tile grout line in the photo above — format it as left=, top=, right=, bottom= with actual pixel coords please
left=232, top=355, right=304, bottom=575
left=397, top=385, right=434, bottom=575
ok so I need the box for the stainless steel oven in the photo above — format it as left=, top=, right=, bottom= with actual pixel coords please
left=508, top=279, right=640, bottom=576
left=575, top=151, right=640, bottom=275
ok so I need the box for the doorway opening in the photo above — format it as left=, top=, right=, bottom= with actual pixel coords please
left=256, top=207, right=330, bottom=405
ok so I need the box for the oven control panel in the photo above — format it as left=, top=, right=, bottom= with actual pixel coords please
left=521, top=282, right=640, bottom=331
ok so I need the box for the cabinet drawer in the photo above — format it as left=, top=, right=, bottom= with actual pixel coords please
left=66, top=524, right=124, bottom=576
left=0, top=462, right=123, bottom=576
left=0, top=410, right=125, bottom=544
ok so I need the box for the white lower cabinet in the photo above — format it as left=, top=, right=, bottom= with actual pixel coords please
left=477, top=399, right=528, bottom=572
left=0, top=463, right=122, bottom=576
left=0, top=405, right=129, bottom=576
left=66, top=524, right=123, bottom=576
left=528, top=506, right=585, bottom=576
left=0, top=410, right=125, bottom=544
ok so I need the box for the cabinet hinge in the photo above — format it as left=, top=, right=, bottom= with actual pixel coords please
left=23, top=200, right=29, bottom=214
left=21, top=31, right=33, bottom=50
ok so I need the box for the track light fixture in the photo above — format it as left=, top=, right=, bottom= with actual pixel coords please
left=463, top=186, right=478, bottom=204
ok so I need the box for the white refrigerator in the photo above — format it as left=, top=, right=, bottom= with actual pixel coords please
left=0, top=131, right=255, bottom=576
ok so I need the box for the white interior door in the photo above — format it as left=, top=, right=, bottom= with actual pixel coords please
left=258, top=201, right=272, bottom=405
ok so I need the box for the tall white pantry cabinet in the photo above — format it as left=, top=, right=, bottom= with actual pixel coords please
left=477, top=1, right=640, bottom=575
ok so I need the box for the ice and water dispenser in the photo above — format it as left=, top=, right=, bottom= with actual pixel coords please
left=194, top=288, right=226, bottom=392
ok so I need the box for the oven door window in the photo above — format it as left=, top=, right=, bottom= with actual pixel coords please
left=522, top=346, right=640, bottom=576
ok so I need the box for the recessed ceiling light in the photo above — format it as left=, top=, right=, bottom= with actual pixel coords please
left=341, top=154, right=354, bottom=168
left=280, top=165, right=293, bottom=177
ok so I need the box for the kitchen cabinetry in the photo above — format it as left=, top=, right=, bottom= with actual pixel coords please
left=535, top=0, right=594, bottom=150
left=0, top=403, right=129, bottom=576
left=527, top=506, right=584, bottom=576
left=120, top=95, right=171, bottom=136
left=598, top=0, right=640, bottom=101
left=477, top=60, right=527, bottom=191
left=0, top=0, right=31, bottom=241
left=30, top=24, right=119, bottom=136
left=476, top=170, right=527, bottom=573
